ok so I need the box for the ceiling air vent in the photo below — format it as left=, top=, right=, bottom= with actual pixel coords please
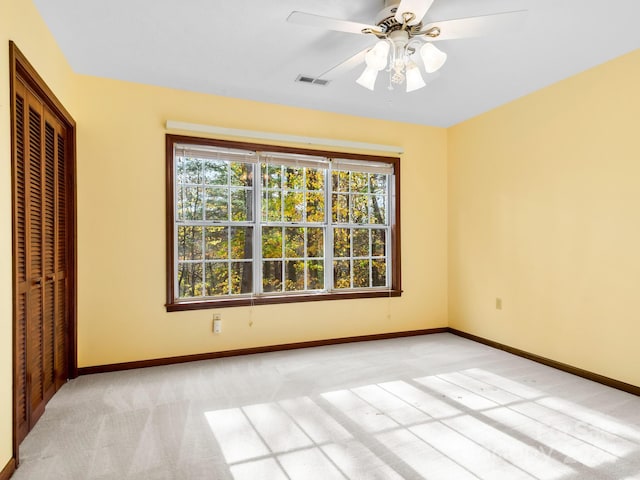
left=295, top=74, right=330, bottom=86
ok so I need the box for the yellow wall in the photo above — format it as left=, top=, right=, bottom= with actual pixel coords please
left=449, top=49, right=640, bottom=387
left=1, top=0, right=78, bottom=468
left=73, top=76, right=448, bottom=367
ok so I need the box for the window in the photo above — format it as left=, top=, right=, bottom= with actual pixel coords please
left=166, top=135, right=401, bottom=310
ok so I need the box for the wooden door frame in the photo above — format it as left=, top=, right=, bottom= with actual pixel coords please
left=9, top=41, right=78, bottom=465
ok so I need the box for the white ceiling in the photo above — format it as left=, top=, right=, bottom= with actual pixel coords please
left=33, top=0, right=640, bottom=127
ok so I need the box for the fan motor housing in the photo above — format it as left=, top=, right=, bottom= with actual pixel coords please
left=375, top=1, right=423, bottom=35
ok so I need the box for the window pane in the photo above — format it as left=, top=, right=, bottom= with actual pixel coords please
left=204, top=159, right=228, bottom=185
left=369, top=174, right=387, bottom=194
left=351, top=195, right=368, bottom=224
left=353, top=259, right=370, bottom=288
left=353, top=229, right=370, bottom=257
left=306, top=192, right=325, bottom=223
left=307, top=228, right=324, bottom=258
left=370, top=195, right=387, bottom=224
left=372, top=259, right=387, bottom=287
left=262, top=190, right=282, bottom=222
left=351, top=172, right=369, bottom=193
left=307, top=260, right=324, bottom=290
left=177, top=186, right=203, bottom=220
left=205, top=262, right=229, bottom=296
left=204, top=226, right=227, bottom=260
left=371, top=229, right=386, bottom=257
left=285, top=260, right=305, bottom=291
left=285, top=227, right=304, bottom=258
left=205, top=187, right=228, bottom=221
left=263, top=261, right=283, bottom=292
left=332, top=171, right=349, bottom=192
left=230, top=227, right=252, bottom=260
left=284, top=192, right=303, bottom=222
left=263, top=164, right=282, bottom=189
left=333, top=228, right=350, bottom=258
left=231, top=188, right=253, bottom=221
left=333, top=260, right=350, bottom=289
left=262, top=227, right=282, bottom=259
left=178, top=262, right=203, bottom=298
left=178, top=226, right=203, bottom=261
left=284, top=167, right=304, bottom=190
left=231, top=262, right=253, bottom=294
left=230, top=162, right=253, bottom=187
left=332, top=194, right=349, bottom=224
left=177, top=158, right=202, bottom=184
left=306, top=168, right=324, bottom=191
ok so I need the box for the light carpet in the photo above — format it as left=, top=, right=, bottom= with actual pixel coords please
left=12, top=333, right=640, bottom=479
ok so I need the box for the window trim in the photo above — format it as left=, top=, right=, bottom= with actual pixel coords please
left=165, top=134, right=402, bottom=311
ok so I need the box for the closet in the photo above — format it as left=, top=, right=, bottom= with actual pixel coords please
left=12, top=44, right=76, bottom=446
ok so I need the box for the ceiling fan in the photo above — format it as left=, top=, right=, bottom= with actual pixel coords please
left=287, top=0, right=527, bottom=92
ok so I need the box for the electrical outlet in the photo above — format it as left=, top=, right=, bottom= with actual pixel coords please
left=213, top=314, right=222, bottom=333
left=496, top=298, right=502, bottom=310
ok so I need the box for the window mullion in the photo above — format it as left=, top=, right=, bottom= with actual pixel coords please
left=303, top=226, right=308, bottom=291
left=325, top=165, right=333, bottom=292
left=350, top=233, right=354, bottom=289
left=174, top=157, right=180, bottom=300
left=281, top=226, right=285, bottom=293
left=280, top=166, right=285, bottom=293
left=348, top=173, right=353, bottom=289
left=368, top=228, right=373, bottom=288
left=226, top=227, right=232, bottom=295
left=387, top=174, right=393, bottom=289
left=201, top=164, right=207, bottom=296
left=279, top=165, right=284, bottom=224
left=254, top=162, right=262, bottom=295
left=225, top=163, right=231, bottom=296
left=302, top=169, right=307, bottom=291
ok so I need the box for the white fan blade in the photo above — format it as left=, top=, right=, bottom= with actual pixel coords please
left=287, top=11, right=379, bottom=35
left=317, top=48, right=368, bottom=81
left=394, top=0, right=435, bottom=25
left=423, top=10, right=527, bottom=41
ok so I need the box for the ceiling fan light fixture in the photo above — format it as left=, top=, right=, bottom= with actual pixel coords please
left=405, top=62, right=426, bottom=92
left=364, top=40, right=390, bottom=71
left=358, top=40, right=389, bottom=91
left=420, top=42, right=447, bottom=73
left=288, top=4, right=529, bottom=95
left=356, top=66, right=379, bottom=91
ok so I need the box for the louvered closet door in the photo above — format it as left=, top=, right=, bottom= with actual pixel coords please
left=14, top=80, right=29, bottom=443
left=42, top=108, right=67, bottom=401
left=14, top=79, right=69, bottom=443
